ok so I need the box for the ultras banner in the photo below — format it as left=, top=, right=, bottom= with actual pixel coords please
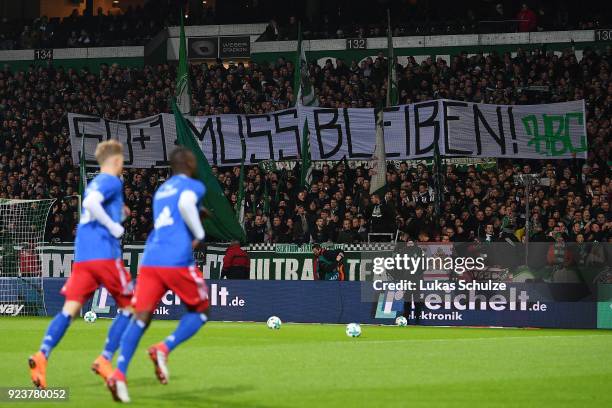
left=37, top=242, right=466, bottom=281
left=38, top=243, right=370, bottom=280
left=68, top=100, right=587, bottom=167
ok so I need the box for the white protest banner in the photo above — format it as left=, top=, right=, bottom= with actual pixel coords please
left=299, top=106, right=376, bottom=160
left=68, top=113, right=173, bottom=167
left=301, top=100, right=587, bottom=160
left=381, top=101, right=441, bottom=159
left=69, top=109, right=302, bottom=167
left=301, top=102, right=446, bottom=160
left=442, top=100, right=587, bottom=159
left=190, top=109, right=300, bottom=165
left=69, top=100, right=587, bottom=167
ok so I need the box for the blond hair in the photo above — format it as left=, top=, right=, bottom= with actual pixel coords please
left=94, top=139, right=123, bottom=165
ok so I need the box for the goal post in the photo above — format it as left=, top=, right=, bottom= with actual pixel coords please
left=0, top=199, right=56, bottom=316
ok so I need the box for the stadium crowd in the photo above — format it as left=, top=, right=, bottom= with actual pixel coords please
left=1, top=0, right=609, bottom=50
left=0, top=44, right=610, bottom=245
left=0, top=4, right=164, bottom=50
left=258, top=1, right=610, bottom=41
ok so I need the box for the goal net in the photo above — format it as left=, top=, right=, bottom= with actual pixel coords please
left=0, top=199, right=55, bottom=316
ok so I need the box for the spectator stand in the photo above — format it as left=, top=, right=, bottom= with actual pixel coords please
left=0, top=27, right=609, bottom=248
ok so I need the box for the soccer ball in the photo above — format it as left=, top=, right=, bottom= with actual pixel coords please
left=267, top=316, right=282, bottom=330
left=83, top=310, right=97, bottom=323
left=345, top=323, right=361, bottom=338
left=395, top=316, right=408, bottom=326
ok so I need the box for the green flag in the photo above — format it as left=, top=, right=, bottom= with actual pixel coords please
left=78, top=132, right=88, bottom=217
left=258, top=160, right=276, bottom=214
left=172, top=100, right=245, bottom=242
left=176, top=12, right=191, bottom=115
left=274, top=168, right=287, bottom=207
left=294, top=23, right=317, bottom=189
left=369, top=9, right=396, bottom=196
left=259, top=159, right=277, bottom=174
left=433, top=138, right=444, bottom=217
left=386, top=9, right=398, bottom=107
left=235, top=137, right=246, bottom=229
left=78, top=133, right=87, bottom=198
left=293, top=22, right=317, bottom=107
left=369, top=110, right=387, bottom=195
left=299, top=119, right=312, bottom=189
left=263, top=182, right=270, bottom=214
left=235, top=158, right=246, bottom=228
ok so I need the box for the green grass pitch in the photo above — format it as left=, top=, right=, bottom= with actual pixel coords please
left=1, top=317, right=611, bottom=407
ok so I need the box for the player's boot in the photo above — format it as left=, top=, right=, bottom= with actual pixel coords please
left=28, top=351, right=48, bottom=389
left=91, top=355, right=113, bottom=381
left=106, top=370, right=130, bottom=403
left=147, top=343, right=169, bottom=384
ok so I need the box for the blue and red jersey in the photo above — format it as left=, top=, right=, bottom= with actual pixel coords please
left=74, top=173, right=123, bottom=262
left=141, top=175, right=206, bottom=267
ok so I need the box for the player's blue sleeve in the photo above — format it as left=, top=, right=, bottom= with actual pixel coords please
left=90, top=175, right=121, bottom=202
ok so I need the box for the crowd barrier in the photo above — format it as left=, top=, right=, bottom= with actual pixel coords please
left=28, top=278, right=608, bottom=329
left=2, top=242, right=611, bottom=329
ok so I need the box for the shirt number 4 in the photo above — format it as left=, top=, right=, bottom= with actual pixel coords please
left=154, top=206, right=174, bottom=229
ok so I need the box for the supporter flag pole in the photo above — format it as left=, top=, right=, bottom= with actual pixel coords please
left=258, top=161, right=274, bottom=215
left=236, top=150, right=246, bottom=230
left=263, top=178, right=270, bottom=214
left=427, top=12, right=443, bottom=217
left=274, top=167, right=285, bottom=207
left=172, top=100, right=246, bottom=243
left=433, top=139, right=444, bottom=219
left=369, top=10, right=396, bottom=196
left=78, top=129, right=87, bottom=216
left=386, top=9, right=398, bottom=107
left=299, top=116, right=312, bottom=189
left=294, top=21, right=316, bottom=189
left=292, top=21, right=303, bottom=108
left=370, top=111, right=387, bottom=196
left=176, top=10, right=191, bottom=115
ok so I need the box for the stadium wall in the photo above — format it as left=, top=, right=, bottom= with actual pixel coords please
left=249, top=30, right=607, bottom=66
left=0, top=46, right=145, bottom=71
left=2, top=29, right=608, bottom=72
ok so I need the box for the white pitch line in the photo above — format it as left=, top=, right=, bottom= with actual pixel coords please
left=324, top=334, right=609, bottom=345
